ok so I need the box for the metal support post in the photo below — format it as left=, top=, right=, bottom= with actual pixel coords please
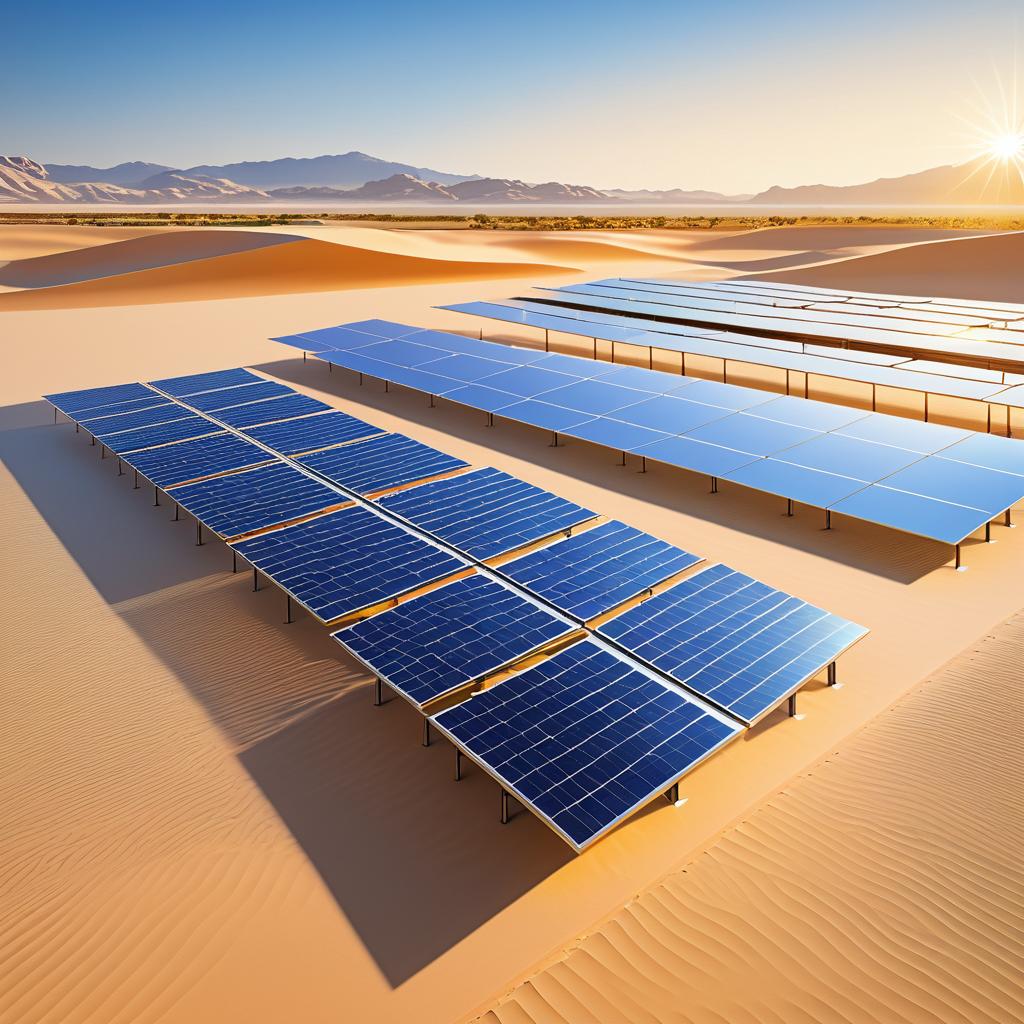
left=285, top=595, right=293, bottom=623
left=788, top=693, right=798, bottom=717
left=422, top=718, right=431, bottom=747
left=500, top=788, right=510, bottom=824
left=455, top=749, right=462, bottom=781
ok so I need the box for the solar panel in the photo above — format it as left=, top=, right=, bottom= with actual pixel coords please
left=377, top=467, right=596, bottom=560
left=151, top=368, right=263, bottom=396
left=332, top=573, right=575, bottom=708
left=430, top=638, right=741, bottom=850
left=243, top=410, right=382, bottom=456
left=185, top=381, right=294, bottom=412
left=45, top=382, right=156, bottom=417
left=597, top=564, right=868, bottom=725
left=777, top=433, right=923, bottom=481
left=101, top=416, right=223, bottom=455
left=211, top=394, right=332, bottom=428
left=123, top=433, right=276, bottom=488
left=683, top=413, right=821, bottom=457
left=230, top=505, right=467, bottom=623
left=298, top=433, right=469, bottom=495
left=879, top=456, right=1024, bottom=515
left=938, top=433, right=1024, bottom=477
left=828, top=486, right=992, bottom=545
left=722, top=459, right=866, bottom=509
left=498, top=520, right=703, bottom=620
left=633, top=435, right=760, bottom=477
left=834, top=413, right=971, bottom=455
left=167, top=462, right=344, bottom=539
left=78, top=402, right=191, bottom=435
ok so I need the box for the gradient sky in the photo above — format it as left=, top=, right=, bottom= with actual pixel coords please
left=4, top=0, right=1022, bottom=193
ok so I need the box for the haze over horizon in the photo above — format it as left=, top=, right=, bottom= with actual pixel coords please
left=4, top=0, right=1023, bottom=194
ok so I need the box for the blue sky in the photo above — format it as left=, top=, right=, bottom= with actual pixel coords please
left=4, top=0, right=1021, bottom=192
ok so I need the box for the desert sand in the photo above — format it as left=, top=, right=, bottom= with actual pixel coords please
left=1, top=223, right=1021, bottom=1024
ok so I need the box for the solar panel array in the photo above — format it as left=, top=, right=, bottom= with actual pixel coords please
left=272, top=321, right=1024, bottom=546
left=431, top=638, right=740, bottom=850
left=440, top=299, right=1020, bottom=407
left=46, top=348, right=869, bottom=851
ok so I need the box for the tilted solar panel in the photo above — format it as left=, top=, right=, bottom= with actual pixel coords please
left=498, top=520, right=703, bottom=620
left=230, top=505, right=467, bottom=623
left=101, top=416, right=223, bottom=455
left=333, top=573, right=575, bottom=708
left=167, top=462, right=344, bottom=539
left=243, top=410, right=382, bottom=456
left=45, top=382, right=156, bottom=417
left=597, top=564, right=868, bottom=725
left=123, top=433, right=276, bottom=489
left=185, top=381, right=294, bottom=412
left=377, top=466, right=596, bottom=560
left=211, top=394, right=332, bottom=428
left=431, top=638, right=741, bottom=851
left=151, top=367, right=263, bottom=396
left=78, top=402, right=192, bottom=435
left=298, top=433, right=469, bottom=495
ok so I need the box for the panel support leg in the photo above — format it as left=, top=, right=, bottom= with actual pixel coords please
left=500, top=788, right=510, bottom=825
left=196, top=519, right=203, bottom=544
left=954, top=543, right=963, bottom=571
left=665, top=782, right=679, bottom=804
left=986, top=521, right=992, bottom=543
left=422, top=718, right=431, bottom=748
left=91, top=435, right=96, bottom=446
left=787, top=499, right=794, bottom=517
left=133, top=468, right=139, bottom=489
left=385, top=380, right=389, bottom=393
left=101, top=445, right=106, bottom=459
left=788, top=693, right=798, bottom=717
left=619, top=450, right=626, bottom=466
left=285, top=595, right=293, bottom=623
left=486, top=412, right=494, bottom=427
left=593, top=337, right=597, bottom=359
left=175, top=502, right=180, bottom=521
left=373, top=676, right=383, bottom=706
left=549, top=431, right=561, bottom=447
left=117, top=460, right=123, bottom=476
left=232, top=550, right=238, bottom=573
left=544, top=328, right=549, bottom=352
left=827, top=662, right=836, bottom=686
left=76, top=422, right=80, bottom=433
left=640, top=456, right=647, bottom=474
left=153, top=486, right=160, bottom=506
left=1006, top=509, right=1014, bottom=528
left=455, top=749, right=463, bottom=781
left=710, top=476, right=718, bottom=494
left=303, top=350, right=307, bottom=362
left=253, top=568, right=260, bottom=591
left=54, top=407, right=58, bottom=423
left=825, top=510, right=832, bottom=530
left=429, top=394, right=436, bottom=408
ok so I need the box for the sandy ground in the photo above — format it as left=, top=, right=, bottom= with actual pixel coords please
left=1, top=224, right=1021, bottom=1024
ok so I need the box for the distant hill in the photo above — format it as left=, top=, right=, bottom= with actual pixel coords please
left=748, top=156, right=1024, bottom=206
left=606, top=187, right=751, bottom=203
left=446, top=178, right=611, bottom=202
left=45, top=161, right=174, bottom=186
left=181, top=152, right=479, bottom=190
left=0, top=157, right=269, bottom=204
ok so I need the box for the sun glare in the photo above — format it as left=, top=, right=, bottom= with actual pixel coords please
left=989, top=132, right=1024, bottom=160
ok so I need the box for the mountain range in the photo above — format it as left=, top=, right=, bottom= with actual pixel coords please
left=2, top=151, right=1021, bottom=206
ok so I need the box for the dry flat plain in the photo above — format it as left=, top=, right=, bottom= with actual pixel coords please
left=1, top=223, right=1022, bottom=1024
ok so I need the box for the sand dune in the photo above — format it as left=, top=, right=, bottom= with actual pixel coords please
left=0, top=235, right=570, bottom=310
left=0, top=229, right=303, bottom=288
left=757, top=229, right=1024, bottom=302
left=479, top=608, right=1024, bottom=1024
left=0, top=225, right=166, bottom=261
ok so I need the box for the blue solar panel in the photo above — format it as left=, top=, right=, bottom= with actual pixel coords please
left=333, top=574, right=574, bottom=708
left=538, top=380, right=651, bottom=416
left=685, top=413, right=821, bottom=457
left=564, top=418, right=670, bottom=453
left=185, top=381, right=294, bottom=412
left=609, top=395, right=730, bottom=434
left=378, top=467, right=596, bottom=559
left=777, top=433, right=922, bottom=481
left=79, top=402, right=191, bottom=434
left=351, top=338, right=453, bottom=367
left=212, top=394, right=331, bottom=428
left=270, top=332, right=339, bottom=353
left=342, top=319, right=423, bottom=339
left=598, top=564, right=867, bottom=725
left=243, top=411, right=382, bottom=456
left=828, top=486, right=991, bottom=545
left=746, top=396, right=871, bottom=433
left=431, top=638, right=740, bottom=850
left=299, top=433, right=469, bottom=495
left=124, top=433, right=275, bottom=488
left=45, top=383, right=156, bottom=417
left=167, top=462, right=342, bottom=539
left=417, top=353, right=511, bottom=382
left=442, top=384, right=522, bottom=414
left=834, top=413, right=971, bottom=455
left=722, top=459, right=865, bottom=509
left=880, top=456, right=1024, bottom=515
left=633, top=435, right=760, bottom=477
left=102, top=416, right=223, bottom=455
left=938, top=433, right=1024, bottom=477
left=499, top=521, right=703, bottom=620
left=151, top=368, right=262, bottom=396
left=231, top=505, right=467, bottom=623
left=468, top=365, right=576, bottom=398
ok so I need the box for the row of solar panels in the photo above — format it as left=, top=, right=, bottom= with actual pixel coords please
left=522, top=280, right=1024, bottom=376
left=45, top=360, right=866, bottom=851
left=273, top=320, right=1024, bottom=547
left=441, top=299, right=1024, bottom=408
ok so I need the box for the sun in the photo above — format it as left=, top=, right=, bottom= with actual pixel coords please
left=989, top=132, right=1024, bottom=160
